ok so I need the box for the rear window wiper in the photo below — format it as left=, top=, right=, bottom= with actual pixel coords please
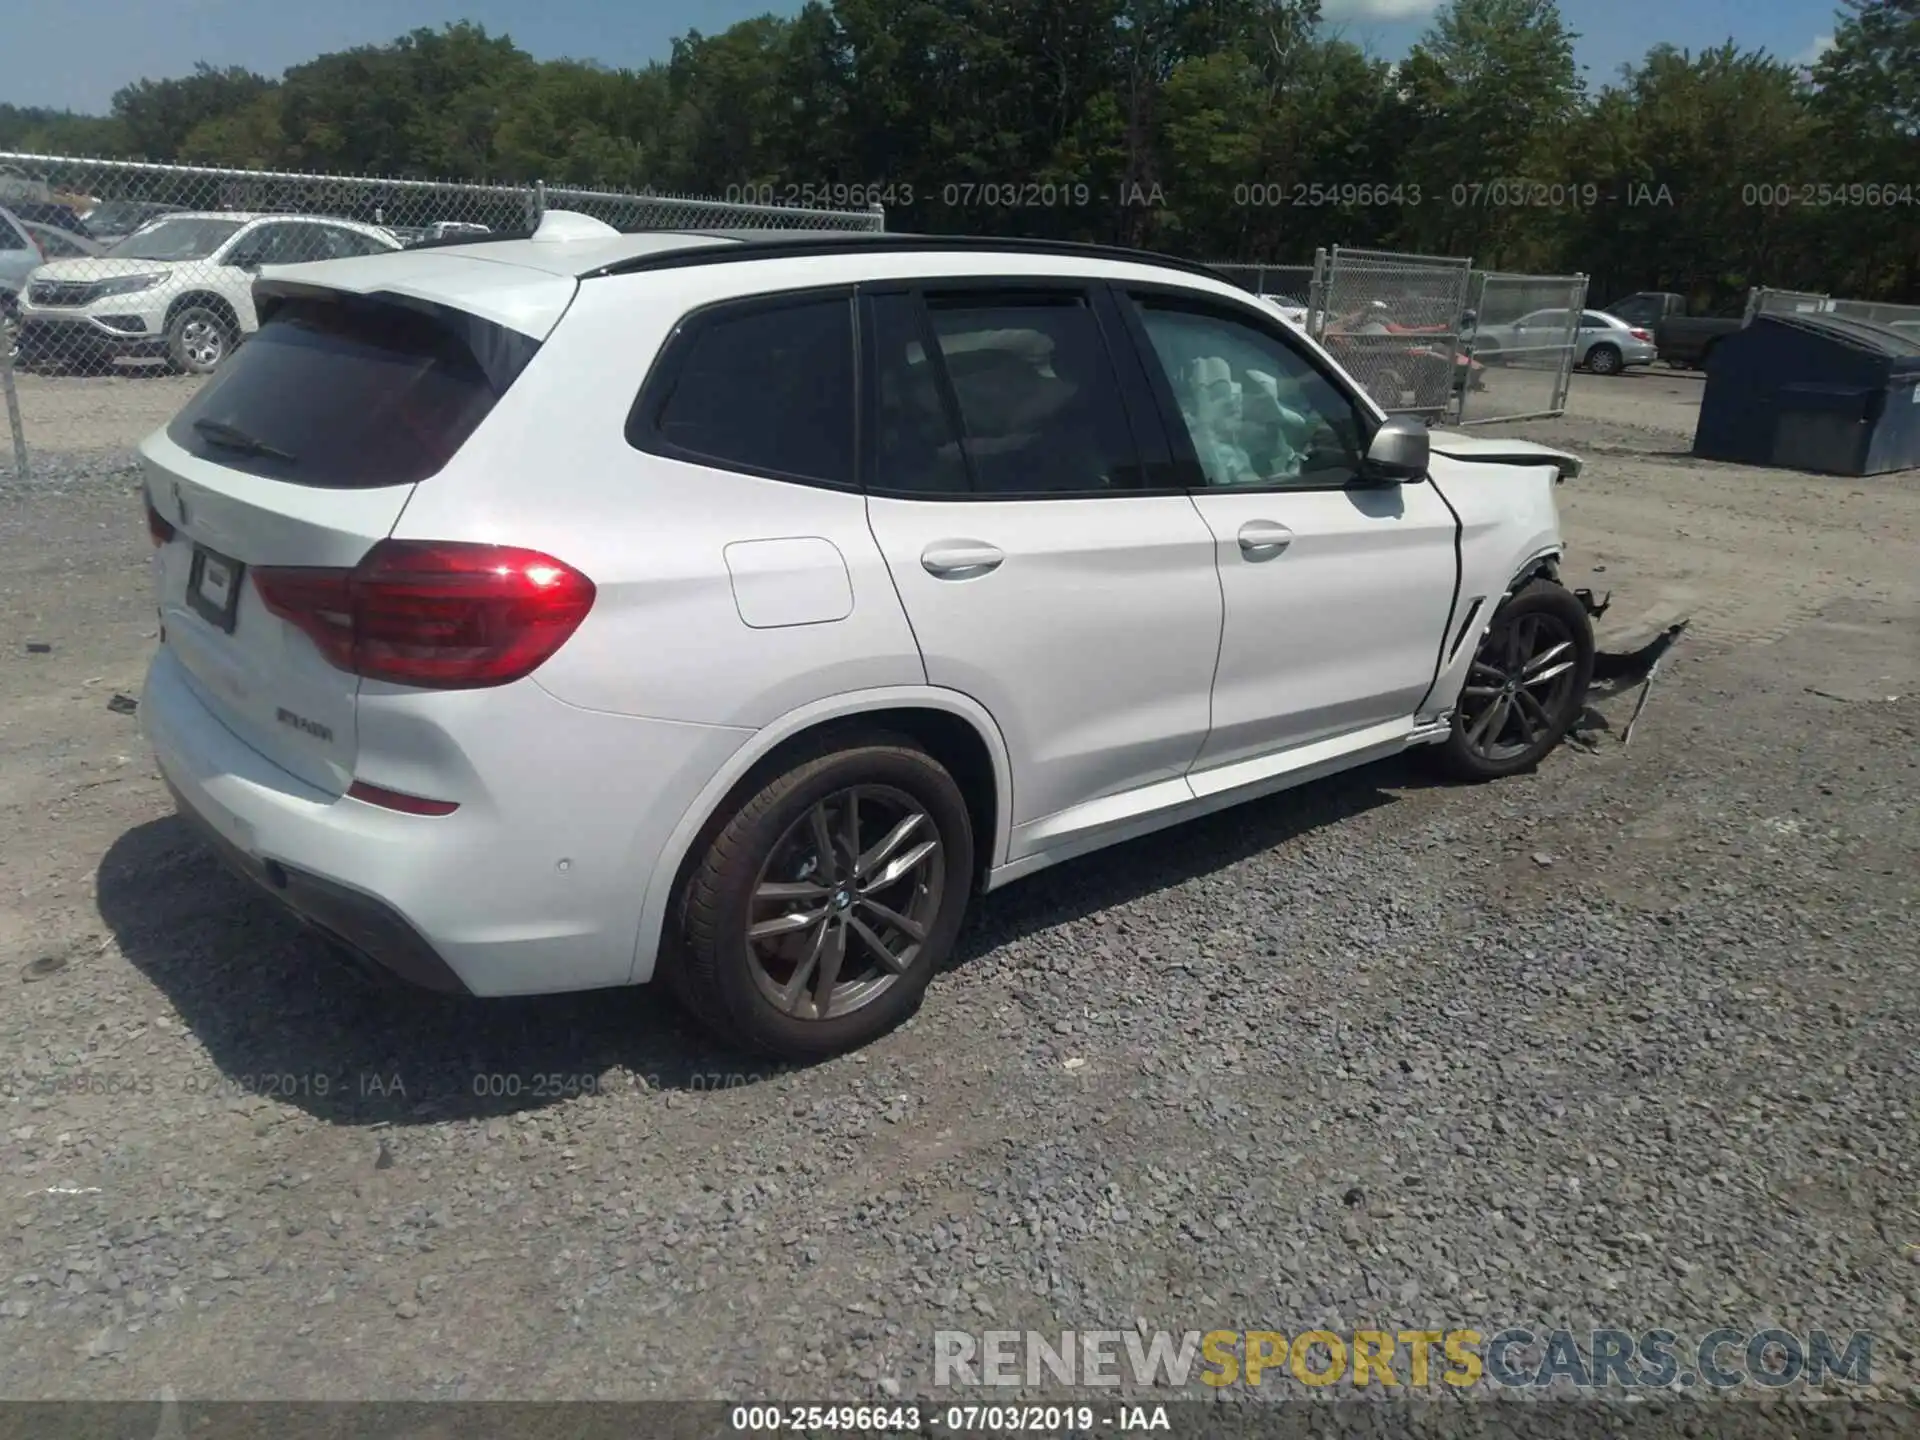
left=191, top=418, right=297, bottom=464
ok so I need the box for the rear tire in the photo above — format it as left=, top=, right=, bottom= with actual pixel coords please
left=1429, top=580, right=1594, bottom=782
left=1586, top=343, right=1623, bottom=376
left=673, top=736, right=974, bottom=1060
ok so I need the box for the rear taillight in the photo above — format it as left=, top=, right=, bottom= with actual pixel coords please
left=1630, top=328, right=1652, bottom=342
left=252, top=541, right=595, bottom=689
left=145, top=496, right=175, bottom=546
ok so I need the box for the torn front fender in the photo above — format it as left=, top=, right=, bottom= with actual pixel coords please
left=1427, top=430, right=1583, bottom=482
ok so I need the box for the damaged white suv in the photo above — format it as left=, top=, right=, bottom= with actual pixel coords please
left=139, top=215, right=1595, bottom=1058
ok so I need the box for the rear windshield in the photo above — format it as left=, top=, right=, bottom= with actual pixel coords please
left=167, top=292, right=541, bottom=488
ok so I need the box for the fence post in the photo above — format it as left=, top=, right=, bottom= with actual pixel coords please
left=534, top=180, right=547, bottom=228
left=1307, top=248, right=1329, bottom=339
left=1, top=340, right=25, bottom=484
left=869, top=201, right=887, bottom=232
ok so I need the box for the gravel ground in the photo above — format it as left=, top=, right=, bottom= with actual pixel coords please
left=0, top=364, right=1914, bottom=1412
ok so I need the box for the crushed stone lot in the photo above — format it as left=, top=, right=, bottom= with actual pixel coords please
left=0, top=366, right=1915, bottom=1409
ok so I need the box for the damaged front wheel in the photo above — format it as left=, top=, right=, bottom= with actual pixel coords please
left=1431, top=579, right=1595, bottom=781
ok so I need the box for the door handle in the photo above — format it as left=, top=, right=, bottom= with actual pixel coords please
left=1236, top=521, right=1294, bottom=556
left=920, top=541, right=1004, bottom=577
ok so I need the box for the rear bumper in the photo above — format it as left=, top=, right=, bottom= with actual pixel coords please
left=165, top=776, right=471, bottom=994
left=140, top=643, right=751, bottom=996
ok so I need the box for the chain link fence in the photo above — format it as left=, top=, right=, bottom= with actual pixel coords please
left=1311, top=246, right=1476, bottom=419
left=1214, top=249, right=1588, bottom=424
left=0, top=152, right=886, bottom=478
left=1747, top=286, right=1920, bottom=333
left=1455, top=271, right=1589, bottom=425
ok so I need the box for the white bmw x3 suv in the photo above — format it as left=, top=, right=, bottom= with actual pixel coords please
left=139, top=212, right=1596, bottom=1058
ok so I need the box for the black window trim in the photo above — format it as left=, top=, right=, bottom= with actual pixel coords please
left=1110, top=279, right=1403, bottom=497
left=625, top=283, right=861, bottom=494
left=855, top=274, right=1179, bottom=503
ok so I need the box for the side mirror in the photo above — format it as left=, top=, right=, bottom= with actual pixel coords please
left=1360, top=415, right=1429, bottom=483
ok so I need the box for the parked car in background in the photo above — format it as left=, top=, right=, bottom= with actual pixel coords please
left=5, top=200, right=93, bottom=240
left=1255, top=292, right=1309, bottom=330
left=138, top=217, right=1598, bottom=1059
left=0, top=165, right=51, bottom=205
left=15, top=211, right=401, bottom=374
left=1469, top=308, right=1655, bottom=375
left=391, top=220, right=496, bottom=248
left=1, top=205, right=41, bottom=357
left=1604, top=292, right=1744, bottom=369
left=1, top=204, right=103, bottom=357
left=82, top=199, right=185, bottom=246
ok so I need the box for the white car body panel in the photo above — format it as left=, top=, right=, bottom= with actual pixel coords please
left=134, top=231, right=1580, bottom=1000
left=865, top=491, right=1223, bottom=854
left=1420, top=452, right=1568, bottom=723
left=1184, top=482, right=1457, bottom=769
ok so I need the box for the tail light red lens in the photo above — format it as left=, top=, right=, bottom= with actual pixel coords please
left=145, top=497, right=175, bottom=546
left=1630, top=328, right=1653, bottom=341
left=253, top=540, right=596, bottom=689
left=347, top=780, right=459, bottom=816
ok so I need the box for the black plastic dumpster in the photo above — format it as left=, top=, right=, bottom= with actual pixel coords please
left=1692, top=313, right=1920, bottom=475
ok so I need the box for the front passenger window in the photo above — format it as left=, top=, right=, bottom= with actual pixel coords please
left=1129, top=299, right=1367, bottom=489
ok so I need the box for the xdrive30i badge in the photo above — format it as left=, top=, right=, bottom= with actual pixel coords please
left=276, top=707, right=333, bottom=743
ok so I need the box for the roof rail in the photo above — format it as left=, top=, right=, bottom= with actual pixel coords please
left=581, top=231, right=1235, bottom=284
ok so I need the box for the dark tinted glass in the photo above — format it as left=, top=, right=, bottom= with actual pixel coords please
left=640, top=295, right=854, bottom=485
left=166, top=294, right=540, bottom=489
left=916, top=291, right=1139, bottom=495
left=867, top=292, right=967, bottom=495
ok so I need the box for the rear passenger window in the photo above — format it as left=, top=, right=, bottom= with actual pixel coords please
left=633, top=293, right=854, bottom=486
left=867, top=288, right=1142, bottom=497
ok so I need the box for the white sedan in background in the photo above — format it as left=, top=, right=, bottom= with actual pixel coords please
left=15, top=211, right=400, bottom=373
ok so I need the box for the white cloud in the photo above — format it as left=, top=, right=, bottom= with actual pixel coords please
left=1320, top=0, right=1444, bottom=19
left=1799, top=32, right=1834, bottom=65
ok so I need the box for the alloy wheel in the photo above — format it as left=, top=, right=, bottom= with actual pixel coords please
left=745, top=784, right=945, bottom=1022
left=179, top=316, right=226, bottom=371
left=1459, top=611, right=1581, bottom=762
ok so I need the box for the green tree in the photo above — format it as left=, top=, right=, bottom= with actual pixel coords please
left=1392, top=0, right=1583, bottom=264
left=1807, top=0, right=1920, bottom=294
left=111, top=64, right=274, bottom=161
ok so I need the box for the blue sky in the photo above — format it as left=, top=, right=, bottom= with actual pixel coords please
left=3, top=0, right=1846, bottom=116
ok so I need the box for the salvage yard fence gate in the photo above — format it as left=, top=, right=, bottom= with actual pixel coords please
left=0, top=151, right=888, bottom=479
left=1210, top=247, right=1587, bottom=426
